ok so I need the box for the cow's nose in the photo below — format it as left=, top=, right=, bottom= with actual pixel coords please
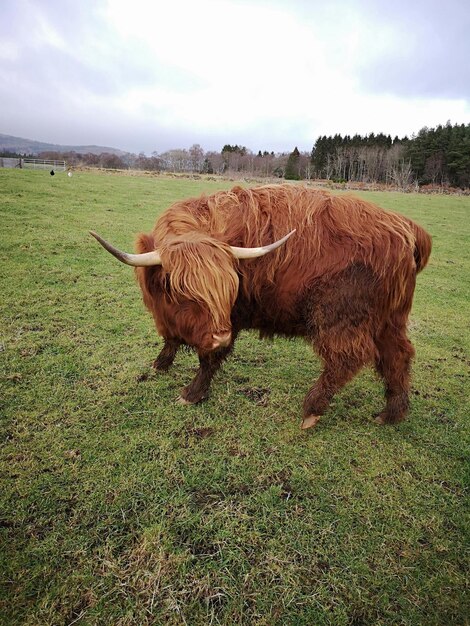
left=212, top=331, right=232, bottom=350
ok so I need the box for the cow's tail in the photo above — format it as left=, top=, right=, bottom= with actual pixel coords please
left=405, top=219, right=432, bottom=273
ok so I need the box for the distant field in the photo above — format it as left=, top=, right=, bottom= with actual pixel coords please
left=1, top=169, right=469, bottom=625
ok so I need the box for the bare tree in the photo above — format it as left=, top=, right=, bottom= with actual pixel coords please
left=160, top=149, right=190, bottom=172
left=188, top=144, right=205, bottom=173
left=299, top=152, right=313, bottom=179
left=383, top=143, right=404, bottom=185
left=205, top=151, right=225, bottom=175
left=424, top=152, right=445, bottom=185
left=325, top=154, right=335, bottom=180
left=391, top=159, right=414, bottom=190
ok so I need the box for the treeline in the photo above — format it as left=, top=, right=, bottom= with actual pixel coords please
left=32, top=144, right=305, bottom=180
left=310, top=123, right=469, bottom=188
left=406, top=123, right=469, bottom=187
left=4, top=122, right=468, bottom=188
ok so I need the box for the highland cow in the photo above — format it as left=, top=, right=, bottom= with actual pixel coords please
left=91, top=184, right=431, bottom=428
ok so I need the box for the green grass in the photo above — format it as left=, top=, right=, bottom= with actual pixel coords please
left=1, top=170, right=469, bottom=625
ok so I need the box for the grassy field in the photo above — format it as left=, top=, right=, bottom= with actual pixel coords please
left=1, top=169, right=469, bottom=625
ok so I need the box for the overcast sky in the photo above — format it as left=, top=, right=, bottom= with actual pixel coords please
left=1, top=0, right=469, bottom=154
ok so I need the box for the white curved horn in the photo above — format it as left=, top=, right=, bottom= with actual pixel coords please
left=230, top=229, right=296, bottom=259
left=90, top=231, right=162, bottom=266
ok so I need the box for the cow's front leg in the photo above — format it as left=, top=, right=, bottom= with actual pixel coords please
left=153, top=339, right=181, bottom=371
left=178, top=346, right=232, bottom=404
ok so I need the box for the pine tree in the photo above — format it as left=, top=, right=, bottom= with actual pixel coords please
left=285, top=147, right=300, bottom=180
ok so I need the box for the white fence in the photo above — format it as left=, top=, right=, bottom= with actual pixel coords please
left=0, top=157, right=22, bottom=168
left=0, top=157, right=67, bottom=170
left=22, top=158, right=66, bottom=171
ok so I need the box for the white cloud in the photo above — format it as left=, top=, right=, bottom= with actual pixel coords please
left=0, top=40, right=20, bottom=61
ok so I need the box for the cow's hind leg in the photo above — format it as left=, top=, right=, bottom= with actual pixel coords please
left=302, top=350, right=369, bottom=429
left=178, top=345, right=233, bottom=404
left=153, top=339, right=181, bottom=371
left=375, top=322, right=415, bottom=424
left=302, top=265, right=378, bottom=428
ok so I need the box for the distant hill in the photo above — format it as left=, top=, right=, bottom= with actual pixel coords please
left=0, top=133, right=129, bottom=156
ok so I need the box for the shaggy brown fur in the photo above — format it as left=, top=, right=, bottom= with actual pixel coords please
left=134, top=184, right=431, bottom=424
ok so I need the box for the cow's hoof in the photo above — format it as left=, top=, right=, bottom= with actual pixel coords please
left=301, top=415, right=321, bottom=429
left=176, top=395, right=194, bottom=405
left=375, top=412, right=405, bottom=425
left=152, top=360, right=171, bottom=372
